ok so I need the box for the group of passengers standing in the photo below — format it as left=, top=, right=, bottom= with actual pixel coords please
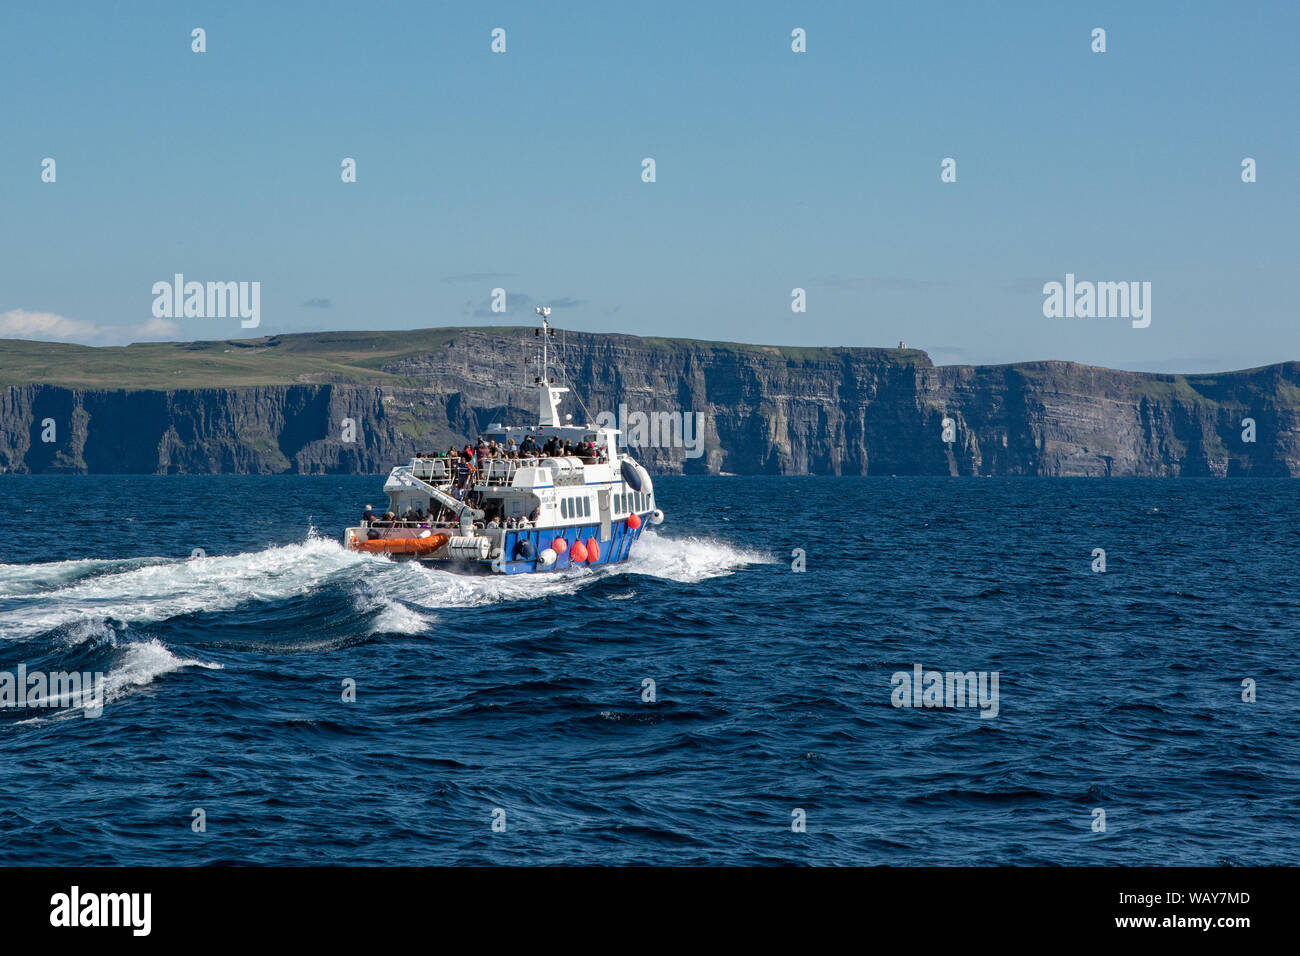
left=359, top=433, right=603, bottom=532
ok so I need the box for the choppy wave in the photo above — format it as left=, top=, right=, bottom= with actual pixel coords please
left=1, top=474, right=1297, bottom=866
left=0, top=537, right=360, bottom=641
left=0, top=529, right=765, bottom=643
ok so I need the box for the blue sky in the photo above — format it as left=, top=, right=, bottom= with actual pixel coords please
left=1, top=0, right=1296, bottom=372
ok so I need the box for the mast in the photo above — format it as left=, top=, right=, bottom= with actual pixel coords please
left=535, top=306, right=568, bottom=427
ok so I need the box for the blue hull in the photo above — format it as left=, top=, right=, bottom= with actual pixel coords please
left=414, top=517, right=649, bottom=574
left=494, top=517, right=647, bottom=574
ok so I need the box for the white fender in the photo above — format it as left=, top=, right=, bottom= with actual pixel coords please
left=538, top=548, right=557, bottom=567
left=634, top=463, right=653, bottom=497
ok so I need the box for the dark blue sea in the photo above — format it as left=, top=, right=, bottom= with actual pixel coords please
left=1, top=475, right=1296, bottom=866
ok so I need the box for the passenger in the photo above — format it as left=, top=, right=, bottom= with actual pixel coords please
left=529, top=505, right=541, bottom=523
left=488, top=515, right=500, bottom=529
left=519, top=435, right=537, bottom=456
left=543, top=436, right=559, bottom=457
left=562, top=439, right=574, bottom=456
left=362, top=504, right=377, bottom=524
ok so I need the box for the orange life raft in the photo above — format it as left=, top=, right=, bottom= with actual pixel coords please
left=352, top=533, right=450, bottom=555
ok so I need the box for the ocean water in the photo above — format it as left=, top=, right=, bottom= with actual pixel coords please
left=0, top=475, right=1295, bottom=866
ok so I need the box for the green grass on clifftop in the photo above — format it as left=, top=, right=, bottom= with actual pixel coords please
left=0, top=327, right=930, bottom=389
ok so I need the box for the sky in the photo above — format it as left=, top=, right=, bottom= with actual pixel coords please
left=0, top=0, right=1296, bottom=373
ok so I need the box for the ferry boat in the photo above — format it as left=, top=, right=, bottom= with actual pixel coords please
left=342, top=308, right=664, bottom=573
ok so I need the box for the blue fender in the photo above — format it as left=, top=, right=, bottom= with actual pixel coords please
left=620, top=459, right=643, bottom=491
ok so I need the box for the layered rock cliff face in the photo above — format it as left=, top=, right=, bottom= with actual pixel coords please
left=1, top=328, right=1297, bottom=475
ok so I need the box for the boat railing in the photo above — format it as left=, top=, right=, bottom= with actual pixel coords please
left=361, top=518, right=463, bottom=532
left=359, top=517, right=536, bottom=535
left=480, top=459, right=516, bottom=485
left=411, top=458, right=450, bottom=480
left=414, top=452, right=607, bottom=490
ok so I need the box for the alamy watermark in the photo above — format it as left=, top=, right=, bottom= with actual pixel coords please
left=594, top=404, right=705, bottom=459
left=151, top=274, right=261, bottom=328
left=1, top=665, right=105, bottom=718
left=1043, top=273, right=1150, bottom=328
left=890, top=664, right=999, bottom=718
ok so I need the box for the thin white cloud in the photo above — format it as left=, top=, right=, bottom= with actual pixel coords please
left=0, top=309, right=181, bottom=345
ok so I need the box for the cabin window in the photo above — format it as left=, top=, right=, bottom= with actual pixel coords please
left=561, top=499, right=568, bottom=518
left=581, top=497, right=589, bottom=517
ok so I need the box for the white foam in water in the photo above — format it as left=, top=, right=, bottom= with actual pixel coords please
left=7, top=638, right=222, bottom=725
left=0, top=536, right=364, bottom=641
left=0, top=556, right=169, bottom=597
left=359, top=555, right=591, bottom=616
left=367, top=600, right=435, bottom=636
left=101, top=637, right=222, bottom=704
left=620, top=529, right=773, bottom=583
left=0, top=530, right=766, bottom=642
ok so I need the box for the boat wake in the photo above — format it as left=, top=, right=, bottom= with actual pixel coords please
left=0, top=529, right=768, bottom=650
